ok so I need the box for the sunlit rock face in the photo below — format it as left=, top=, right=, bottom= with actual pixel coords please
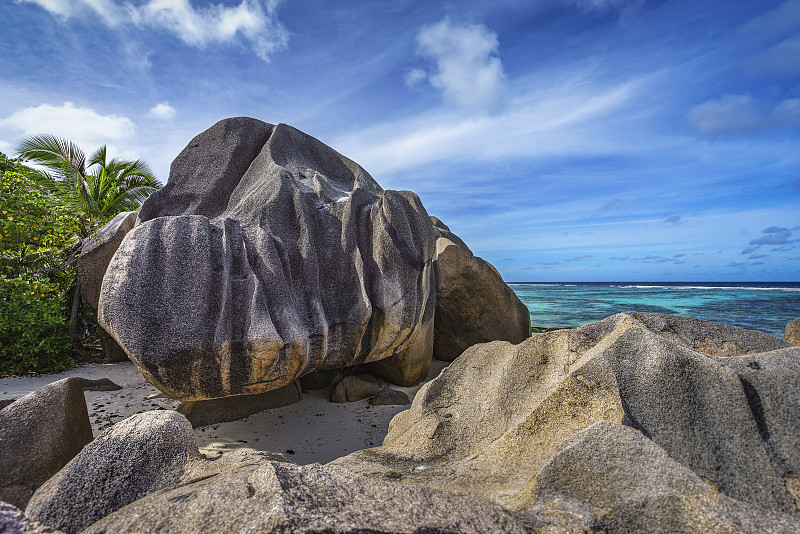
left=99, top=118, right=436, bottom=400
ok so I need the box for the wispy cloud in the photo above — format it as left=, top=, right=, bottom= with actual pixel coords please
left=536, top=254, right=594, bottom=265
left=16, top=0, right=289, bottom=61
left=411, top=18, right=506, bottom=112
left=336, top=74, right=644, bottom=177
left=689, top=94, right=800, bottom=137
left=749, top=226, right=797, bottom=246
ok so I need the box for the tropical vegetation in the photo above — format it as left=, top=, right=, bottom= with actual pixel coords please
left=0, top=138, right=161, bottom=376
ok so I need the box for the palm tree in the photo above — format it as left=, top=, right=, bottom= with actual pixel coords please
left=15, top=135, right=162, bottom=351
left=16, top=135, right=161, bottom=238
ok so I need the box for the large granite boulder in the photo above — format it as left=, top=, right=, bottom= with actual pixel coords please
left=77, top=211, right=138, bottom=362
left=786, top=317, right=800, bottom=346
left=25, top=411, right=200, bottom=534
left=334, top=312, right=799, bottom=523
left=430, top=216, right=530, bottom=361
left=0, top=378, right=93, bottom=508
left=98, top=119, right=436, bottom=400
left=82, top=451, right=526, bottom=533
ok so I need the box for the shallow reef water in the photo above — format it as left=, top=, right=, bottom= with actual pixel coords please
left=511, top=282, right=800, bottom=338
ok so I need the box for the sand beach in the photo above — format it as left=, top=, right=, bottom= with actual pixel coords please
left=0, top=359, right=449, bottom=465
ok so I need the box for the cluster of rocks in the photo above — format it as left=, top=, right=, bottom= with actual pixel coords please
left=3, top=313, right=800, bottom=533
left=4, top=120, right=800, bottom=532
left=77, top=118, right=529, bottom=402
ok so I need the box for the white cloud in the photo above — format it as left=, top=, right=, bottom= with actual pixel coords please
left=147, top=101, right=176, bottom=120
left=404, top=68, right=427, bottom=88
left=0, top=140, right=11, bottom=153
left=689, top=94, right=800, bottom=137
left=412, top=18, right=506, bottom=111
left=16, top=0, right=289, bottom=62
left=1, top=101, right=136, bottom=151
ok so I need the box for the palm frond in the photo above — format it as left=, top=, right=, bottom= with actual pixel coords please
left=16, top=134, right=86, bottom=181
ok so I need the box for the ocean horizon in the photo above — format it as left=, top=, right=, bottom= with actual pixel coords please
left=509, top=281, right=800, bottom=338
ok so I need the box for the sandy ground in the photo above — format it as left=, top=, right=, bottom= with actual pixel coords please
left=0, top=359, right=448, bottom=465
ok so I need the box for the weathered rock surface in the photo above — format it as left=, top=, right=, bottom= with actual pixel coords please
left=786, top=317, right=800, bottom=346
left=330, top=374, right=382, bottom=403
left=0, top=501, right=63, bottom=534
left=369, top=387, right=410, bottom=406
left=99, top=118, right=436, bottom=400
left=528, top=421, right=800, bottom=533
left=0, top=378, right=92, bottom=508
left=82, top=450, right=526, bottom=534
left=430, top=216, right=530, bottom=361
left=25, top=411, right=200, bottom=534
left=334, top=312, right=799, bottom=523
left=77, top=211, right=138, bottom=362
left=177, top=380, right=302, bottom=427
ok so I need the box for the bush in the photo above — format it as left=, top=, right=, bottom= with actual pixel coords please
left=0, top=153, right=78, bottom=375
left=0, top=277, right=71, bottom=375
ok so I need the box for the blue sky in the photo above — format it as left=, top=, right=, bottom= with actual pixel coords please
left=1, top=0, right=798, bottom=281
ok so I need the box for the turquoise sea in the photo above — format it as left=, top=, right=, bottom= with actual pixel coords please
left=509, top=282, right=800, bottom=338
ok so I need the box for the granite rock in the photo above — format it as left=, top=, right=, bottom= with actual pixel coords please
left=786, top=318, right=800, bottom=346
left=334, top=312, right=798, bottom=519
left=0, top=501, right=63, bottom=534
left=0, top=378, right=92, bottom=508
left=177, top=380, right=302, bottom=427
left=74, top=378, right=122, bottom=392
left=83, top=451, right=526, bottom=534
left=529, top=421, right=800, bottom=533
left=25, top=411, right=200, bottom=534
left=330, top=374, right=382, bottom=403
left=77, top=211, right=138, bottom=362
left=99, top=119, right=436, bottom=400
left=430, top=216, right=529, bottom=361
left=369, top=387, right=411, bottom=406
left=298, top=369, right=341, bottom=391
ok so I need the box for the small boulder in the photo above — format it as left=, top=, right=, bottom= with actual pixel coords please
left=786, top=318, right=800, bottom=346
left=430, top=217, right=530, bottom=361
left=330, top=374, right=382, bottom=403
left=0, top=378, right=92, bottom=508
left=25, top=411, right=200, bottom=534
left=0, top=501, right=63, bottom=534
left=74, top=378, right=122, bottom=392
left=369, top=387, right=410, bottom=406
left=177, top=380, right=302, bottom=427
left=77, top=211, right=138, bottom=363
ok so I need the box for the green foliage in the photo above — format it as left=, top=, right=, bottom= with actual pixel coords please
left=0, top=277, right=71, bottom=375
left=16, top=135, right=161, bottom=237
left=0, top=153, right=77, bottom=375
left=2, top=139, right=161, bottom=375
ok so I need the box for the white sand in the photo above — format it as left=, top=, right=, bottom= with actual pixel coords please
left=0, top=360, right=448, bottom=465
